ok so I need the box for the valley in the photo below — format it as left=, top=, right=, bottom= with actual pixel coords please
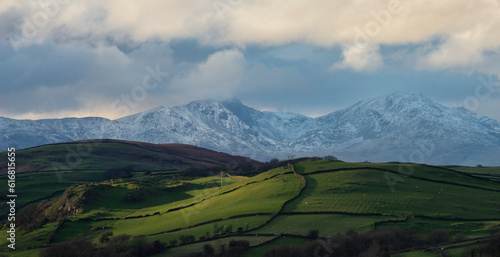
left=0, top=141, right=499, bottom=256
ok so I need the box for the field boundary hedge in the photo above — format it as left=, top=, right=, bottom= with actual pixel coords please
left=303, top=167, right=500, bottom=192
left=280, top=211, right=400, bottom=218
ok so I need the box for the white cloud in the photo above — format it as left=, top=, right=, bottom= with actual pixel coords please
left=170, top=48, right=246, bottom=99
left=2, top=0, right=498, bottom=72
left=0, top=0, right=497, bottom=46
left=0, top=0, right=22, bottom=14
left=330, top=43, right=383, bottom=72
left=2, top=0, right=500, bottom=120
left=418, top=25, right=496, bottom=69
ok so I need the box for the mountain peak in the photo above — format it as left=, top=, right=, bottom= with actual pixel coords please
left=348, top=92, right=439, bottom=115
left=372, top=92, right=431, bottom=104
left=184, top=98, right=246, bottom=111
left=221, top=98, right=244, bottom=105
left=3, top=93, right=500, bottom=165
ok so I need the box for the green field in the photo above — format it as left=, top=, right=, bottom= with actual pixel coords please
left=451, top=166, right=500, bottom=182
left=282, top=169, right=499, bottom=218
left=242, top=236, right=307, bottom=257
left=254, top=214, right=401, bottom=236
left=158, top=235, right=276, bottom=256
left=2, top=156, right=499, bottom=257
left=0, top=140, right=260, bottom=222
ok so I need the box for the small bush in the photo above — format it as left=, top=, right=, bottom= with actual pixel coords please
left=99, top=231, right=113, bottom=243
left=308, top=229, right=319, bottom=239
left=203, top=244, right=215, bottom=256
left=125, top=190, right=146, bottom=202
left=428, top=229, right=452, bottom=244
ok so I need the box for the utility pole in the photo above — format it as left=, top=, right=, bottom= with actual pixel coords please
left=220, top=171, right=223, bottom=187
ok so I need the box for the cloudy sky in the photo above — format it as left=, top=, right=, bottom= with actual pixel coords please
left=1, top=0, right=500, bottom=121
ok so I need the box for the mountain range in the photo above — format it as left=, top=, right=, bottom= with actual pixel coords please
left=2, top=93, right=500, bottom=166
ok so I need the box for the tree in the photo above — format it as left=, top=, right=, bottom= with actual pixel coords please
left=109, top=234, right=130, bottom=253
left=105, top=165, right=134, bottom=180
left=307, top=229, right=319, bottom=239
left=40, top=238, right=93, bottom=257
left=99, top=231, right=113, bottom=243
left=180, top=235, right=196, bottom=244
left=153, top=240, right=167, bottom=253
left=264, top=243, right=300, bottom=257
left=323, top=155, right=338, bottom=161
left=237, top=163, right=255, bottom=174
left=231, top=240, right=250, bottom=249
left=224, top=224, right=233, bottom=235
left=170, top=239, right=178, bottom=247
left=359, top=241, right=382, bottom=257
left=130, top=236, right=147, bottom=248
left=17, top=203, right=44, bottom=232
left=428, top=229, right=451, bottom=244
left=125, top=190, right=146, bottom=202
left=454, top=232, right=467, bottom=242
left=487, top=224, right=500, bottom=236
left=227, top=240, right=250, bottom=257
left=202, top=244, right=215, bottom=257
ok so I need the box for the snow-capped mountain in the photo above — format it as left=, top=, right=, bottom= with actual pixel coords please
left=2, top=93, right=500, bottom=165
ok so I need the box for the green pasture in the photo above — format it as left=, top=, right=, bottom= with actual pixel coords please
left=254, top=214, right=403, bottom=237
left=283, top=169, right=500, bottom=219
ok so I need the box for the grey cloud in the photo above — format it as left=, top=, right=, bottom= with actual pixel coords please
left=0, top=40, right=176, bottom=117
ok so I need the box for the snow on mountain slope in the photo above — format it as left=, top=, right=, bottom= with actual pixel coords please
left=1, top=93, right=500, bottom=165
left=220, top=98, right=314, bottom=141
left=290, top=93, right=500, bottom=165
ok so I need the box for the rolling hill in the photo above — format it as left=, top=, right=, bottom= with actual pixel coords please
left=0, top=139, right=260, bottom=174
left=2, top=158, right=498, bottom=256
left=0, top=140, right=260, bottom=227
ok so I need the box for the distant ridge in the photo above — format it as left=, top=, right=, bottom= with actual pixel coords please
left=1, top=93, right=500, bottom=165
left=0, top=139, right=261, bottom=174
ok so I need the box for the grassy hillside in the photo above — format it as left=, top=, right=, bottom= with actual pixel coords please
left=0, top=140, right=260, bottom=222
left=451, top=166, right=500, bottom=182
left=1, top=158, right=499, bottom=257
left=0, top=139, right=259, bottom=174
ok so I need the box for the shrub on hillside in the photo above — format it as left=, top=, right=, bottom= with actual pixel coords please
left=427, top=229, right=452, bottom=244
left=125, top=190, right=146, bottom=202
left=40, top=235, right=167, bottom=257
left=180, top=235, right=196, bottom=244
left=203, top=244, right=215, bottom=256
left=17, top=203, right=44, bottom=232
left=462, top=233, right=500, bottom=257
left=105, top=165, right=134, bottom=180
left=308, top=229, right=319, bottom=239
left=110, top=234, right=131, bottom=253
left=99, top=231, right=113, bottom=243
left=263, top=227, right=440, bottom=257
left=264, top=243, right=301, bottom=257
left=40, top=238, right=94, bottom=257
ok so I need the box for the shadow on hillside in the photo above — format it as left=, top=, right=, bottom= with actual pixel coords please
left=82, top=185, right=196, bottom=215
